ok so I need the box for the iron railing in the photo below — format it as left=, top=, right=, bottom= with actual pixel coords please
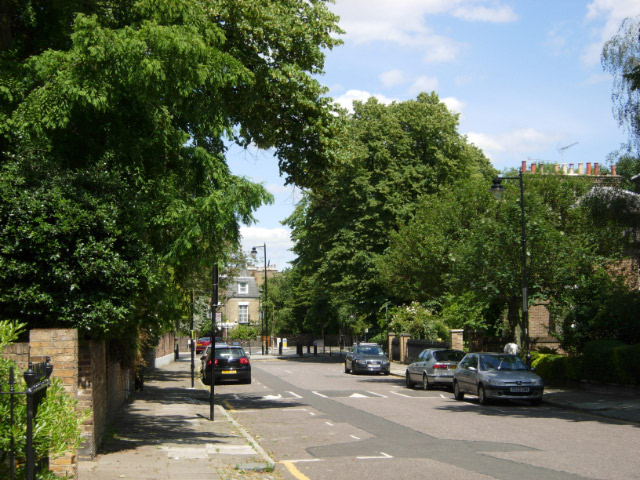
left=0, top=357, right=53, bottom=480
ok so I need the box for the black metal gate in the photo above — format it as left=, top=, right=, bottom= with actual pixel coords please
left=0, top=358, right=53, bottom=480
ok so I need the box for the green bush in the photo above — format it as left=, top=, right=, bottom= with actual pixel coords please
left=531, top=353, right=579, bottom=386
left=611, top=343, right=640, bottom=385
left=583, top=339, right=627, bottom=384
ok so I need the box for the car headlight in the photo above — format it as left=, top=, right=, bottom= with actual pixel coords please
left=487, top=378, right=505, bottom=386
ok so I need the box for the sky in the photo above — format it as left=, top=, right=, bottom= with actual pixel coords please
left=230, top=0, right=640, bottom=271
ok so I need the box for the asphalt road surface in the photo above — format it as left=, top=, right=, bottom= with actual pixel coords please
left=214, top=357, right=640, bottom=480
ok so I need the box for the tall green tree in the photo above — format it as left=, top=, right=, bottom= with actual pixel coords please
left=0, top=0, right=343, bottom=340
left=286, top=93, right=493, bottom=334
left=602, top=15, right=640, bottom=152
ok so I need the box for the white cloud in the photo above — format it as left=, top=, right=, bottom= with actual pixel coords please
left=410, top=75, right=439, bottom=94
left=379, top=69, right=407, bottom=87
left=240, top=226, right=294, bottom=271
left=441, top=96, right=466, bottom=115
left=452, top=5, right=517, bottom=23
left=582, top=0, right=640, bottom=66
left=466, top=128, right=564, bottom=158
left=331, top=0, right=516, bottom=63
left=333, top=89, right=397, bottom=112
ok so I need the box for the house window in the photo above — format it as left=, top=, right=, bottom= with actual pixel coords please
left=238, top=304, right=248, bottom=324
left=238, top=282, right=248, bottom=294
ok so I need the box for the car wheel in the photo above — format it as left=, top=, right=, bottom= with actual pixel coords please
left=345, top=362, right=350, bottom=374
left=405, top=372, right=413, bottom=389
left=453, top=381, right=464, bottom=400
left=478, top=384, right=489, bottom=405
left=422, top=374, right=431, bottom=391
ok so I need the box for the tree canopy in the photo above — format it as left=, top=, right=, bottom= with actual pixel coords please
left=0, top=0, right=343, bottom=340
left=285, top=93, right=494, bottom=336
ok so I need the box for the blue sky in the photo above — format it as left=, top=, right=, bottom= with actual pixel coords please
left=231, top=0, right=640, bottom=271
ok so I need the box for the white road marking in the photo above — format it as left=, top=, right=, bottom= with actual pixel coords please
left=287, top=391, right=302, bottom=398
left=440, top=394, right=446, bottom=398
left=366, top=391, right=386, bottom=398
left=285, top=459, right=323, bottom=463
left=350, top=435, right=360, bottom=440
left=287, top=408, right=308, bottom=412
left=312, top=391, right=328, bottom=398
left=349, top=393, right=369, bottom=398
left=325, top=422, right=334, bottom=427
left=281, top=369, right=293, bottom=374
left=390, top=391, right=411, bottom=398
left=309, top=412, right=316, bottom=416
left=263, top=394, right=282, bottom=400
left=356, top=452, right=393, bottom=460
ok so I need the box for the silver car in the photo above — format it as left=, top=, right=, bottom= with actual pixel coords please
left=405, top=349, right=465, bottom=390
left=453, top=353, right=544, bottom=406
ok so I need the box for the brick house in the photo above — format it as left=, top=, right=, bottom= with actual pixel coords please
left=218, top=270, right=261, bottom=337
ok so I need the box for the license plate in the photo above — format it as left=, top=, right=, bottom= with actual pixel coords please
left=449, top=365, right=457, bottom=369
left=222, top=370, right=236, bottom=374
left=510, top=387, right=530, bottom=393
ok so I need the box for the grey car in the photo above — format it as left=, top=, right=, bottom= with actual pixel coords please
left=453, top=353, right=544, bottom=406
left=405, top=349, right=465, bottom=390
left=344, top=343, right=390, bottom=375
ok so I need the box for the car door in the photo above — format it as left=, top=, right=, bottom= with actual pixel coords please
left=457, top=354, right=476, bottom=393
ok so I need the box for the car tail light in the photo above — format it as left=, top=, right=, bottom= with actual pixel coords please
left=433, top=363, right=447, bottom=369
left=207, top=358, right=218, bottom=366
left=239, top=357, right=250, bottom=365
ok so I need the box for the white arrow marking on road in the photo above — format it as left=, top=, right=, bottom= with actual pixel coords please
left=366, top=391, right=386, bottom=398
left=390, top=391, right=411, bottom=398
left=356, top=452, right=393, bottom=460
left=286, top=391, right=302, bottom=398
left=349, top=393, right=369, bottom=398
left=312, top=391, right=328, bottom=398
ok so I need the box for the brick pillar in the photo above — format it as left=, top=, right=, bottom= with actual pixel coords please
left=399, top=334, right=411, bottom=364
left=78, top=339, right=107, bottom=459
left=388, top=333, right=395, bottom=362
left=450, top=329, right=464, bottom=351
left=29, top=329, right=79, bottom=479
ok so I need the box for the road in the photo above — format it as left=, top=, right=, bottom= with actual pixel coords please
left=214, top=357, right=640, bottom=480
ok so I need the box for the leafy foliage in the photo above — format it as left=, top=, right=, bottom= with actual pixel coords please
left=388, top=302, right=448, bottom=341
left=0, top=0, right=342, bottom=340
left=285, top=93, right=493, bottom=334
left=602, top=15, right=640, bottom=153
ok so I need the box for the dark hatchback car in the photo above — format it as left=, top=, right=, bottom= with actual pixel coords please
left=344, top=343, right=390, bottom=375
left=201, top=345, right=251, bottom=385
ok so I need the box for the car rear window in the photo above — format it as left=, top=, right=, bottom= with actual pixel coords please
left=434, top=350, right=465, bottom=362
left=215, top=348, right=245, bottom=359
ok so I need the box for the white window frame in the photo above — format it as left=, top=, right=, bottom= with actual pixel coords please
left=238, top=303, right=249, bottom=324
left=238, top=282, right=248, bottom=294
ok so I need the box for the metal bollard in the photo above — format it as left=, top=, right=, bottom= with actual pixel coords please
left=314, top=344, right=317, bottom=356
left=279, top=341, right=283, bottom=356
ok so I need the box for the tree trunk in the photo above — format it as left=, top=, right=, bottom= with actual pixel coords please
left=506, top=299, right=524, bottom=350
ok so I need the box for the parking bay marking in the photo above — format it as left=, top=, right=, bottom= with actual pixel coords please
left=287, top=391, right=303, bottom=398
left=356, top=452, right=393, bottom=460
left=312, top=391, right=328, bottom=398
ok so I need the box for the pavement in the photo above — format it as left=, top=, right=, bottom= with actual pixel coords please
left=78, top=347, right=640, bottom=480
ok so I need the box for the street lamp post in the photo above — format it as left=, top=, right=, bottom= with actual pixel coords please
left=490, top=170, right=531, bottom=368
left=251, top=243, right=268, bottom=355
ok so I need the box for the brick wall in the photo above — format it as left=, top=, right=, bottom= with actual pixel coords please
left=29, top=329, right=79, bottom=478
left=2, top=341, right=29, bottom=371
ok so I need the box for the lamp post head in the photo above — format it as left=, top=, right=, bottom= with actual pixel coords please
left=250, top=247, right=258, bottom=258
left=490, top=178, right=506, bottom=200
